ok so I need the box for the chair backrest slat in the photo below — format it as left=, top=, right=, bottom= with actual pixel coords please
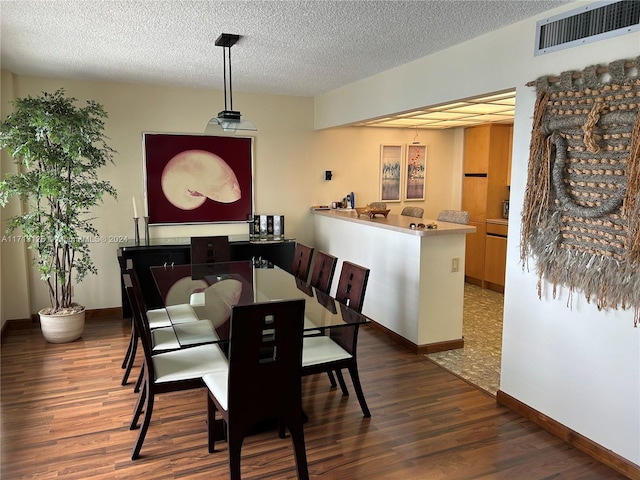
left=334, top=261, right=370, bottom=314
left=227, top=299, right=305, bottom=417
left=309, top=251, right=337, bottom=294
left=290, top=243, right=314, bottom=281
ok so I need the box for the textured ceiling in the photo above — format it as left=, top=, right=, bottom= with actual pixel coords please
left=1, top=0, right=570, bottom=98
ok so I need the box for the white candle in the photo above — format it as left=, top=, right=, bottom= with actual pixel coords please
left=132, top=196, right=138, bottom=218
left=144, top=192, right=149, bottom=217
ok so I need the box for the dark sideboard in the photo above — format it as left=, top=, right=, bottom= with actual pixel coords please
left=118, top=235, right=296, bottom=318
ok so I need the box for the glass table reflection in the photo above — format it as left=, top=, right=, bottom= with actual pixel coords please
left=150, top=261, right=368, bottom=347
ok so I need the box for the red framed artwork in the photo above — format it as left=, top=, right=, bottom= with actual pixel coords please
left=143, top=133, right=253, bottom=224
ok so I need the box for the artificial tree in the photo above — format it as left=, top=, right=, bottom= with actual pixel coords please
left=0, top=89, right=117, bottom=341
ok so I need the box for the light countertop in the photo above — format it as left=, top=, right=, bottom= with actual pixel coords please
left=312, top=209, right=476, bottom=236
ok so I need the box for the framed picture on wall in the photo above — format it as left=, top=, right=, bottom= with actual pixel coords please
left=379, top=144, right=403, bottom=202
left=143, top=133, right=253, bottom=224
left=404, top=144, right=426, bottom=201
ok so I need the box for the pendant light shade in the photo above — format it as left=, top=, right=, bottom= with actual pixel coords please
left=205, top=113, right=257, bottom=134
left=205, top=33, right=256, bottom=134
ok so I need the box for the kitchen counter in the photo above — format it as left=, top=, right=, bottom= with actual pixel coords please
left=312, top=209, right=475, bottom=353
left=313, top=209, right=476, bottom=236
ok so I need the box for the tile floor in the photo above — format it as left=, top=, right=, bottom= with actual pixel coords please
left=426, top=283, right=504, bottom=396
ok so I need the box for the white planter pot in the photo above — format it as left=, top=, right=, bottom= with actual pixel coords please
left=38, top=307, right=85, bottom=343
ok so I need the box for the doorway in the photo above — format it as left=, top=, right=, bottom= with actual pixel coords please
left=426, top=283, right=504, bottom=395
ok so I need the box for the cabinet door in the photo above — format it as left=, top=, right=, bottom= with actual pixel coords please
left=484, top=234, right=507, bottom=287
left=465, top=221, right=486, bottom=283
left=462, top=176, right=488, bottom=221
left=463, top=125, right=490, bottom=174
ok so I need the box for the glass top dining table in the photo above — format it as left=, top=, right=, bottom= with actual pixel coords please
left=150, top=261, right=368, bottom=346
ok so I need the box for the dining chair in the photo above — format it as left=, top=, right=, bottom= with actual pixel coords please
left=309, top=251, right=337, bottom=294
left=190, top=236, right=231, bottom=264
left=290, top=243, right=314, bottom=281
left=302, top=261, right=371, bottom=417
left=129, top=266, right=220, bottom=395
left=118, top=249, right=139, bottom=383
left=202, top=299, right=309, bottom=480
left=401, top=206, right=424, bottom=218
left=122, top=272, right=228, bottom=460
left=118, top=251, right=205, bottom=387
left=436, top=209, right=470, bottom=224
left=118, top=251, right=185, bottom=386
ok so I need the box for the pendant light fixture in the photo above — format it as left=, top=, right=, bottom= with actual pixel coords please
left=205, top=33, right=257, bottom=134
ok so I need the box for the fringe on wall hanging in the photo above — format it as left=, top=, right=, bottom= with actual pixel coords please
left=520, top=57, right=640, bottom=326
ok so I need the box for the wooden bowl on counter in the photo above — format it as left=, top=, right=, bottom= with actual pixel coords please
left=369, top=209, right=390, bottom=218
left=356, top=206, right=390, bottom=219
left=355, top=206, right=371, bottom=216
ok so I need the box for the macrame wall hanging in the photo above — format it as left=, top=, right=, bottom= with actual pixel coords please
left=521, top=57, right=640, bottom=326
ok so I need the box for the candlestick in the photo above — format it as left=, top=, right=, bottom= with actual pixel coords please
left=132, top=196, right=138, bottom=218
left=144, top=216, right=150, bottom=246
left=133, top=217, right=140, bottom=246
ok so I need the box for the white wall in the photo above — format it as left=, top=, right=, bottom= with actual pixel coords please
left=0, top=75, right=458, bottom=327
left=315, top=2, right=640, bottom=466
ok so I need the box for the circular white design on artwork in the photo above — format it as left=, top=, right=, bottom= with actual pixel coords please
left=161, top=149, right=241, bottom=210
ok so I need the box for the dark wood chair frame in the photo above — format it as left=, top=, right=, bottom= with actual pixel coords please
left=309, top=251, right=337, bottom=294
left=123, top=271, right=227, bottom=460
left=205, top=300, right=309, bottom=480
left=191, top=236, right=231, bottom=264
left=118, top=249, right=139, bottom=386
left=303, top=261, right=371, bottom=417
left=290, top=243, right=314, bottom=282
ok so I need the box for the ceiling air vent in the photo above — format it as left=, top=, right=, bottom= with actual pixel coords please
left=535, top=0, right=640, bottom=55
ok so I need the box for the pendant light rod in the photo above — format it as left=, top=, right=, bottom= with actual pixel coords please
left=216, top=33, right=240, bottom=115
left=227, top=43, right=232, bottom=111
left=205, top=33, right=256, bottom=133
left=222, top=44, right=228, bottom=111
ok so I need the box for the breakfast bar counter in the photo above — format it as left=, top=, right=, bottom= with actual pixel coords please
left=312, top=209, right=475, bottom=353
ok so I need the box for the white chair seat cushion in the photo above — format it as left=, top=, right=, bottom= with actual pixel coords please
left=202, top=370, right=229, bottom=411
left=153, top=344, right=228, bottom=383
left=166, top=304, right=200, bottom=324
left=146, top=308, right=173, bottom=329
left=302, top=336, right=352, bottom=367
left=151, top=327, right=180, bottom=351
left=146, top=303, right=199, bottom=329
left=173, top=320, right=219, bottom=346
left=152, top=320, right=220, bottom=351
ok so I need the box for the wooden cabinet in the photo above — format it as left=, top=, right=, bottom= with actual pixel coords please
left=463, top=125, right=491, bottom=174
left=462, top=124, right=512, bottom=286
left=464, top=220, right=486, bottom=285
left=462, top=176, right=488, bottom=221
left=484, top=222, right=508, bottom=290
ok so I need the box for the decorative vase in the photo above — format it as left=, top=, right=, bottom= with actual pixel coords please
left=38, top=307, right=86, bottom=343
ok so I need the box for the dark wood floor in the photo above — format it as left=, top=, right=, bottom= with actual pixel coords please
left=1, top=315, right=627, bottom=479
